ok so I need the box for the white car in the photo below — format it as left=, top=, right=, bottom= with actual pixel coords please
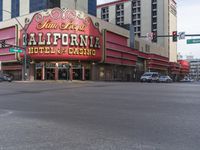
left=140, top=72, right=159, bottom=82
left=158, top=75, right=173, bottom=83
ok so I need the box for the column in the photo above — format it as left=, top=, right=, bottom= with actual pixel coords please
left=55, top=63, right=58, bottom=80
left=42, top=62, right=45, bottom=80
left=29, top=63, right=35, bottom=81
left=82, top=65, right=85, bottom=81
left=69, top=65, right=73, bottom=81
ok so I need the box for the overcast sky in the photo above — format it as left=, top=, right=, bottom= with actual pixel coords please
left=97, top=0, right=200, bottom=59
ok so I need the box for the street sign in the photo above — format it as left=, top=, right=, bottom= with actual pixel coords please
left=187, top=39, right=200, bottom=44
left=9, top=48, right=23, bottom=53
left=179, top=32, right=185, bottom=40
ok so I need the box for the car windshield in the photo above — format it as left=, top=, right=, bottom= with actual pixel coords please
left=160, top=76, right=167, bottom=78
left=143, top=73, right=153, bottom=76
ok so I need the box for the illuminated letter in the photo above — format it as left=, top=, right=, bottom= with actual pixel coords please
left=53, top=33, right=61, bottom=45
left=70, top=34, right=78, bottom=46
left=92, top=50, right=96, bottom=56
left=94, top=37, right=100, bottom=48
left=38, top=33, right=46, bottom=45
left=80, top=35, right=88, bottom=47
left=62, top=34, right=68, bottom=46
left=45, top=47, right=50, bottom=53
left=34, top=47, right=38, bottom=53
left=28, top=47, right=34, bottom=54
left=28, top=33, right=37, bottom=46
left=68, top=48, right=73, bottom=55
left=89, top=36, right=94, bottom=48
left=39, top=47, right=44, bottom=53
left=46, top=33, right=51, bottom=45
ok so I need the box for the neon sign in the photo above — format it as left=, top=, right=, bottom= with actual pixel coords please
left=22, top=8, right=102, bottom=61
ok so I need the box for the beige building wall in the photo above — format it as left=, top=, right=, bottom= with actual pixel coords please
left=2, top=0, right=11, bottom=21
left=61, top=0, right=88, bottom=13
left=124, top=1, right=131, bottom=25
left=109, top=5, right=116, bottom=24
left=19, top=0, right=29, bottom=16
left=168, top=0, right=177, bottom=62
left=140, top=0, right=151, bottom=37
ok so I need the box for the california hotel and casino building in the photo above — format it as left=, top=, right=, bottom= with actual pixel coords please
left=0, top=0, right=189, bottom=81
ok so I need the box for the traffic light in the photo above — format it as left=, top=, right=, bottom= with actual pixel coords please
left=0, top=40, right=6, bottom=48
left=152, top=32, right=157, bottom=42
left=172, top=31, right=177, bottom=42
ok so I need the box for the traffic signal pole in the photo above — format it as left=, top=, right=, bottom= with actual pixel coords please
left=140, top=33, right=200, bottom=40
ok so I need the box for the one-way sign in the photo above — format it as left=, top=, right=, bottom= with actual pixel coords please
left=179, top=32, right=185, bottom=40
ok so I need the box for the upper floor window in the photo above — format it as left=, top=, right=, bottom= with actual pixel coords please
left=101, top=7, right=109, bottom=21
left=30, top=0, right=47, bottom=13
left=88, top=0, right=96, bottom=16
left=47, top=0, right=60, bottom=9
left=0, top=0, right=2, bottom=21
left=12, top=0, right=20, bottom=18
left=116, top=3, right=124, bottom=11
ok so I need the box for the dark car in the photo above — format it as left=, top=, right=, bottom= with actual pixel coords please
left=0, top=74, right=13, bottom=82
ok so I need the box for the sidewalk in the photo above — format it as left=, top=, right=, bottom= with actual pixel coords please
left=13, top=80, right=95, bottom=84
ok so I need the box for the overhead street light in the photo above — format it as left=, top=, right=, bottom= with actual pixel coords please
left=3, top=10, right=28, bottom=80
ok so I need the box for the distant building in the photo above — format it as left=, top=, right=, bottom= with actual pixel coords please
left=97, top=0, right=177, bottom=62
left=186, top=55, right=194, bottom=60
left=188, top=59, right=200, bottom=81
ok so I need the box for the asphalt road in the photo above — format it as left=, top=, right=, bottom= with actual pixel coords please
left=0, top=81, right=200, bottom=150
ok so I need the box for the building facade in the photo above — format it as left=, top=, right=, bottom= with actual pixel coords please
left=188, top=59, right=200, bottom=81
left=0, top=0, right=96, bottom=22
left=0, top=1, right=188, bottom=81
left=97, top=0, right=177, bottom=62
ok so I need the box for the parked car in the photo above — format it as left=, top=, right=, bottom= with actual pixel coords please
left=0, top=74, right=13, bottom=82
left=140, top=72, right=159, bottom=82
left=158, top=75, right=173, bottom=83
left=180, top=77, right=194, bottom=82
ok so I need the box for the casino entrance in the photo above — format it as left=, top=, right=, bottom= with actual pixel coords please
left=72, top=64, right=82, bottom=80
left=33, top=62, right=92, bottom=81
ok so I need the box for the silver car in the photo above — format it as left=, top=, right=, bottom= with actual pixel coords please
left=140, top=72, right=159, bottom=82
left=158, top=75, right=173, bottom=83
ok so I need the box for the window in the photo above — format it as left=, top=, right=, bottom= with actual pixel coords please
left=116, top=3, right=124, bottom=10
left=88, top=0, right=96, bottom=16
left=47, top=0, right=60, bottom=9
left=137, top=1, right=140, bottom=6
left=30, top=0, right=47, bottom=13
left=152, top=17, right=157, bottom=22
left=116, top=3, right=124, bottom=25
left=0, top=0, right=2, bottom=21
left=152, top=11, right=157, bottom=16
left=152, top=4, right=157, bottom=9
left=101, top=7, right=109, bottom=22
left=12, top=0, right=19, bottom=18
left=133, top=21, right=136, bottom=26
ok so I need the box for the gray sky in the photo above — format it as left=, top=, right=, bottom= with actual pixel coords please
left=97, top=0, right=200, bottom=59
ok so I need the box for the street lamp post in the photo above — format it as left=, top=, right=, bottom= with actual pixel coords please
left=3, top=10, right=28, bottom=80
